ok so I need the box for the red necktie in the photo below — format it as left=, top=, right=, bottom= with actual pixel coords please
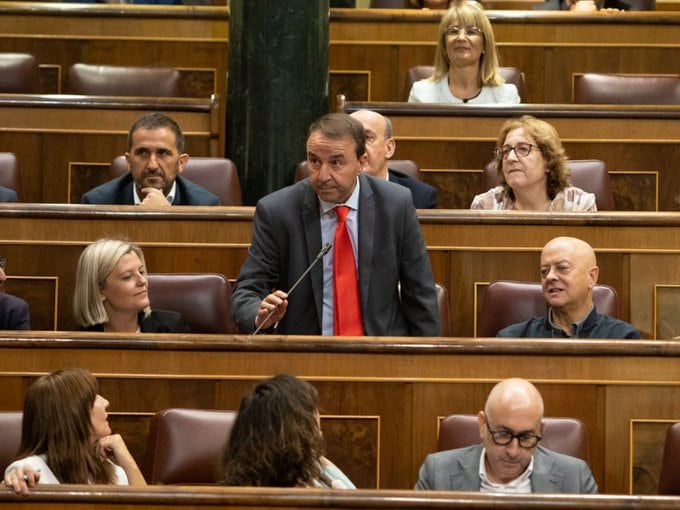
left=333, top=206, right=363, bottom=335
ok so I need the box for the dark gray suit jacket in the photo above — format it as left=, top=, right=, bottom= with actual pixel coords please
left=0, top=292, right=30, bottom=330
left=388, top=169, right=437, bottom=209
left=0, top=186, right=18, bottom=202
left=81, top=174, right=220, bottom=205
left=232, top=174, right=439, bottom=336
left=416, top=444, right=598, bottom=494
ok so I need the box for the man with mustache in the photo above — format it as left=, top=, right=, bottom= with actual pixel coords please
left=498, top=236, right=640, bottom=339
left=416, top=378, right=598, bottom=493
left=81, top=113, right=220, bottom=206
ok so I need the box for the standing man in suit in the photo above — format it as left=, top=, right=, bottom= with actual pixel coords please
left=0, top=257, right=30, bottom=330
left=349, top=109, right=437, bottom=209
left=81, top=113, right=220, bottom=206
left=232, top=113, right=439, bottom=336
left=416, top=378, right=597, bottom=493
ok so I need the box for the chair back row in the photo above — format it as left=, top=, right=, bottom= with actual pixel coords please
left=108, top=156, right=243, bottom=206
left=404, top=65, right=526, bottom=103
left=437, top=414, right=590, bottom=463
left=482, top=159, right=616, bottom=211
left=0, top=55, right=182, bottom=97
left=477, top=280, right=618, bottom=337
left=9, top=409, right=680, bottom=491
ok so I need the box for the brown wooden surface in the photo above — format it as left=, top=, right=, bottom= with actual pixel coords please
left=0, top=485, right=680, bottom=509
left=2, top=4, right=679, bottom=108
left=342, top=102, right=680, bottom=211
left=1, top=334, right=680, bottom=494
left=6, top=205, right=680, bottom=339
left=0, top=95, right=218, bottom=204
left=330, top=9, right=680, bottom=104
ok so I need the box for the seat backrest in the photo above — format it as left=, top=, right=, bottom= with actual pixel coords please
left=477, top=280, right=619, bottom=337
left=573, top=73, right=680, bottom=105
left=481, top=159, right=616, bottom=211
left=143, top=408, right=237, bottom=484
left=66, top=63, right=181, bottom=97
left=658, top=422, right=680, bottom=495
left=0, top=53, right=40, bottom=94
left=109, top=155, right=242, bottom=206
left=437, top=414, right=590, bottom=463
left=404, top=65, right=526, bottom=102
left=147, top=273, right=235, bottom=334
left=0, top=412, right=23, bottom=474
left=294, top=160, right=420, bottom=183
left=0, top=153, right=24, bottom=201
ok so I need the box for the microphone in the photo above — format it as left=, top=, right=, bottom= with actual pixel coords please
left=249, top=243, right=332, bottom=337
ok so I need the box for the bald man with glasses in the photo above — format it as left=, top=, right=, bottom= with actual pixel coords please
left=415, top=378, right=597, bottom=493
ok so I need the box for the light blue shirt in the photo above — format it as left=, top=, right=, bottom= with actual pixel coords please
left=318, top=177, right=360, bottom=335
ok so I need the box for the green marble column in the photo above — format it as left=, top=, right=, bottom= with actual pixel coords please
left=227, top=1, right=329, bottom=205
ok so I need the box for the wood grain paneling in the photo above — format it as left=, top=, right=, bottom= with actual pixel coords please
left=2, top=334, right=680, bottom=494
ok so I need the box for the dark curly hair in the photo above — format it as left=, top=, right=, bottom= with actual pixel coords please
left=217, top=374, right=324, bottom=487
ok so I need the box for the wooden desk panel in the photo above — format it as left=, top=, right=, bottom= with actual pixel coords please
left=5, top=206, right=680, bottom=340
left=1, top=486, right=679, bottom=509
left=330, top=10, right=680, bottom=104
left=342, top=102, right=680, bottom=211
left=0, top=95, right=218, bottom=203
left=1, top=334, right=680, bottom=494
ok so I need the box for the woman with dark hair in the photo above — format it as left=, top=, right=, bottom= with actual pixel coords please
left=3, top=368, right=146, bottom=495
left=217, top=374, right=355, bottom=489
left=471, top=115, right=596, bottom=211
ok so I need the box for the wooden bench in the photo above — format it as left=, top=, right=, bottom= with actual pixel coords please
left=2, top=333, right=680, bottom=493
left=0, top=94, right=218, bottom=204
left=341, top=101, right=680, bottom=211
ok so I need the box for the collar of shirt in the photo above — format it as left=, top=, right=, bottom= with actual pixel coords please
left=317, top=176, right=361, bottom=214
left=478, top=447, right=534, bottom=493
left=548, top=304, right=594, bottom=337
left=133, top=180, right=177, bottom=205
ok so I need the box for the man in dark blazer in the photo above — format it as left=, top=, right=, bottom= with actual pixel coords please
left=350, top=109, right=437, bottom=209
left=232, top=113, right=439, bottom=336
left=0, top=263, right=30, bottom=330
left=0, top=186, right=17, bottom=202
left=416, top=378, right=597, bottom=493
left=81, top=113, right=220, bottom=206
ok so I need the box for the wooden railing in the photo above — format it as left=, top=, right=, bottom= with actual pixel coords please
left=6, top=205, right=680, bottom=339
left=0, top=95, right=218, bottom=204
left=1, top=485, right=679, bottom=509
left=2, top=333, right=680, bottom=494
left=341, top=101, right=679, bottom=211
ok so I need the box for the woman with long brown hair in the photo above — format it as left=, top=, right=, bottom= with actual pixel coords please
left=3, top=368, right=146, bottom=495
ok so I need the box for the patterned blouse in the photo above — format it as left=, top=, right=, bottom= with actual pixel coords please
left=470, top=186, right=597, bottom=211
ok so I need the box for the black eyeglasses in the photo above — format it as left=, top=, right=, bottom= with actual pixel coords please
left=495, top=143, right=538, bottom=160
left=445, top=25, right=484, bottom=37
left=484, top=417, right=541, bottom=448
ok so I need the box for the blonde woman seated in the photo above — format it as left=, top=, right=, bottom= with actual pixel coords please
left=217, top=374, right=355, bottom=489
left=408, top=1, right=520, bottom=105
left=471, top=115, right=597, bottom=211
left=4, top=368, right=146, bottom=495
left=73, top=238, right=189, bottom=333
